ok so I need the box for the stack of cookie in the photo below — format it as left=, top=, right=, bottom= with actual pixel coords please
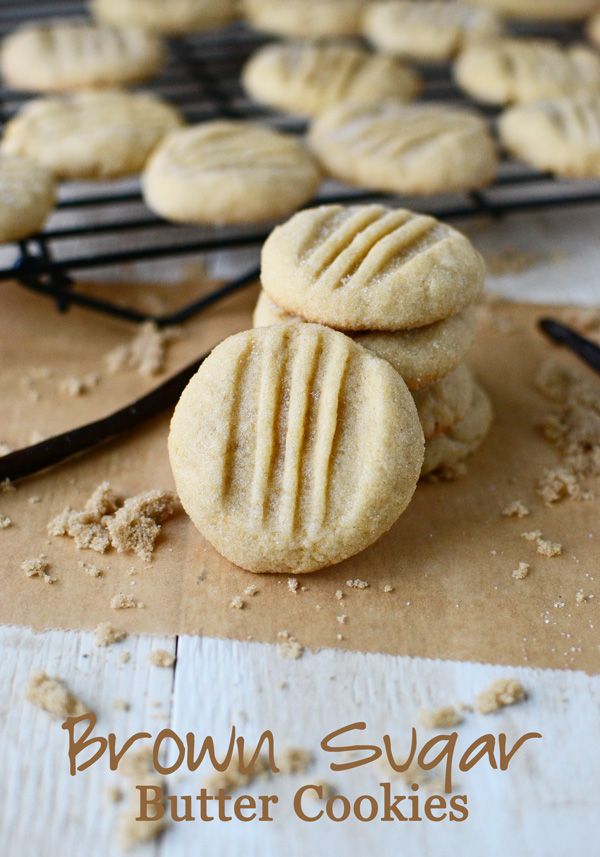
left=253, top=203, right=494, bottom=479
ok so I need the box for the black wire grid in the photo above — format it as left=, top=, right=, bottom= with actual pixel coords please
left=1, top=0, right=599, bottom=327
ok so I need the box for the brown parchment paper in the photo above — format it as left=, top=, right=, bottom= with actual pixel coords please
left=1, top=278, right=599, bottom=672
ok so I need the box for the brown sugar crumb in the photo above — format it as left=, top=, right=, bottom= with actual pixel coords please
left=419, top=705, right=463, bottom=729
left=48, top=482, right=178, bottom=561
left=512, top=562, right=530, bottom=580
left=522, top=529, right=542, bottom=542
left=287, top=577, right=299, bottom=594
left=95, top=622, right=128, bottom=647
left=277, top=630, right=304, bottom=660
left=0, top=513, right=12, bottom=529
left=26, top=671, right=89, bottom=718
left=118, top=748, right=166, bottom=850
left=21, top=554, right=55, bottom=583
left=278, top=747, right=313, bottom=775
left=79, top=560, right=103, bottom=578
left=476, top=678, right=526, bottom=714
left=58, top=373, right=99, bottom=397
left=148, top=649, right=175, bottom=668
left=346, top=578, right=369, bottom=590
left=501, top=500, right=530, bottom=519
left=110, top=593, right=143, bottom=610
left=105, top=321, right=181, bottom=378
left=229, top=595, right=245, bottom=610
left=536, top=538, right=562, bottom=558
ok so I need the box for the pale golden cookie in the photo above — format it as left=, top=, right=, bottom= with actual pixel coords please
left=242, top=41, right=420, bottom=119
left=468, top=0, right=598, bottom=21
left=169, top=323, right=425, bottom=573
left=261, top=204, right=485, bottom=331
left=589, top=10, right=600, bottom=47
left=0, top=153, right=55, bottom=243
left=421, top=381, right=493, bottom=476
left=499, top=95, right=600, bottom=178
left=364, top=1, right=502, bottom=63
left=412, top=365, right=474, bottom=440
left=0, top=21, right=164, bottom=92
left=2, top=91, right=183, bottom=180
left=143, top=121, right=321, bottom=225
left=455, top=38, right=600, bottom=106
left=308, top=101, right=497, bottom=195
left=253, top=290, right=477, bottom=389
left=92, top=0, right=237, bottom=33
left=244, top=0, right=368, bottom=37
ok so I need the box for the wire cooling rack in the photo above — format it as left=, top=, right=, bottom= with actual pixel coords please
left=1, top=0, right=599, bottom=326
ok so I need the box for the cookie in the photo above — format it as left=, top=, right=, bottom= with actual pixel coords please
left=412, top=365, right=474, bottom=440
left=499, top=95, right=600, bottom=178
left=0, top=153, right=55, bottom=243
left=253, top=290, right=477, bottom=389
left=364, top=1, right=502, bottom=63
left=421, top=382, right=493, bottom=476
left=243, top=0, right=367, bottom=38
left=468, top=0, right=598, bottom=21
left=261, top=204, right=485, bottom=331
left=589, top=11, right=600, bottom=47
left=92, top=0, right=237, bottom=33
left=455, top=38, right=600, bottom=106
left=308, top=101, right=497, bottom=195
left=0, top=21, right=164, bottom=92
left=242, top=41, right=421, bottom=119
left=143, top=121, right=321, bottom=225
left=168, top=323, right=424, bottom=573
left=2, top=91, right=183, bottom=180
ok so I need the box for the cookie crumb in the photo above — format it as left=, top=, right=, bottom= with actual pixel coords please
left=419, top=705, right=463, bottom=729
left=148, top=649, right=175, bottom=668
left=382, top=584, right=394, bottom=593
left=95, top=622, right=128, bottom=647
left=346, top=578, right=369, bottom=590
left=287, top=577, right=299, bottom=594
left=105, top=321, right=181, bottom=378
left=105, top=786, right=123, bottom=804
left=575, top=589, right=592, bottom=605
left=512, top=562, right=530, bottom=580
left=278, top=747, right=312, bottom=774
left=26, top=671, right=88, bottom=717
left=113, top=698, right=130, bottom=711
left=58, top=373, right=99, bottom=397
left=28, top=495, right=41, bottom=504
left=521, top=529, right=542, bottom=541
left=476, top=678, right=526, bottom=714
left=0, top=513, right=12, bottom=529
left=21, top=554, right=55, bottom=583
left=110, top=593, right=143, bottom=610
left=230, top=595, right=245, bottom=610
left=205, top=755, right=271, bottom=796
left=277, top=630, right=304, bottom=660
left=79, top=560, right=103, bottom=578
left=536, top=538, right=562, bottom=558
left=336, top=614, right=347, bottom=625
left=119, top=651, right=131, bottom=665
left=501, top=500, right=530, bottom=519
left=244, top=583, right=258, bottom=597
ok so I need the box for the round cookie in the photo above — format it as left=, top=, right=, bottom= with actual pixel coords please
left=308, top=101, right=497, bottom=195
left=169, top=323, right=425, bottom=573
left=412, top=365, right=474, bottom=440
left=242, top=41, right=421, bottom=119
left=243, top=0, right=367, bottom=38
left=92, top=0, right=237, bottom=33
left=499, top=95, right=600, bottom=178
left=421, top=382, right=493, bottom=477
left=467, top=0, right=598, bottom=21
left=2, top=90, right=183, bottom=180
left=454, top=38, right=600, bottom=106
left=364, top=1, right=502, bottom=63
left=0, top=153, right=55, bottom=243
left=261, top=204, right=485, bottom=331
left=589, top=11, right=600, bottom=48
left=253, top=290, right=477, bottom=389
left=0, top=21, right=164, bottom=92
left=143, top=121, right=321, bottom=225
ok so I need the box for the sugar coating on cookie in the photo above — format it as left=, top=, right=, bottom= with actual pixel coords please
left=499, top=94, right=600, bottom=178
left=455, top=38, right=600, bottom=106
left=242, top=41, right=420, bottom=119
left=92, top=0, right=237, bottom=33
left=169, top=323, right=424, bottom=573
left=421, top=381, right=493, bottom=476
left=412, top=364, right=474, bottom=440
left=243, top=0, right=367, bottom=37
left=143, top=121, right=321, bottom=225
left=2, top=90, right=183, bottom=180
left=0, top=21, right=164, bottom=92
left=467, top=0, right=598, bottom=21
left=309, top=100, right=497, bottom=195
left=261, top=204, right=485, bottom=331
left=253, top=291, right=477, bottom=390
left=0, top=153, right=55, bottom=243
left=364, top=1, right=501, bottom=63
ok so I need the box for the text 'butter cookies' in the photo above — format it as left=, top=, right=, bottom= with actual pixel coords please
left=169, top=324, right=425, bottom=573
left=260, top=204, right=485, bottom=330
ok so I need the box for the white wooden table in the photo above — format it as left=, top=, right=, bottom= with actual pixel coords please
left=2, top=206, right=600, bottom=857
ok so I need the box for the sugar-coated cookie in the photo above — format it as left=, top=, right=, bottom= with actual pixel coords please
left=412, top=365, right=474, bottom=440
left=92, top=0, right=237, bottom=34
left=243, top=0, right=368, bottom=38
left=0, top=153, right=55, bottom=243
left=253, top=290, right=477, bottom=389
left=261, top=204, right=485, bottom=331
left=499, top=95, right=600, bottom=178
left=2, top=90, right=183, bottom=180
left=468, top=0, right=598, bottom=21
left=364, top=1, right=501, bottom=63
left=0, top=20, right=164, bottom=92
left=455, top=38, right=600, bottom=105
left=169, top=323, right=424, bottom=573
left=308, top=101, right=497, bottom=195
left=242, top=41, right=420, bottom=118
left=143, top=121, right=321, bottom=225
left=421, top=382, right=493, bottom=476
